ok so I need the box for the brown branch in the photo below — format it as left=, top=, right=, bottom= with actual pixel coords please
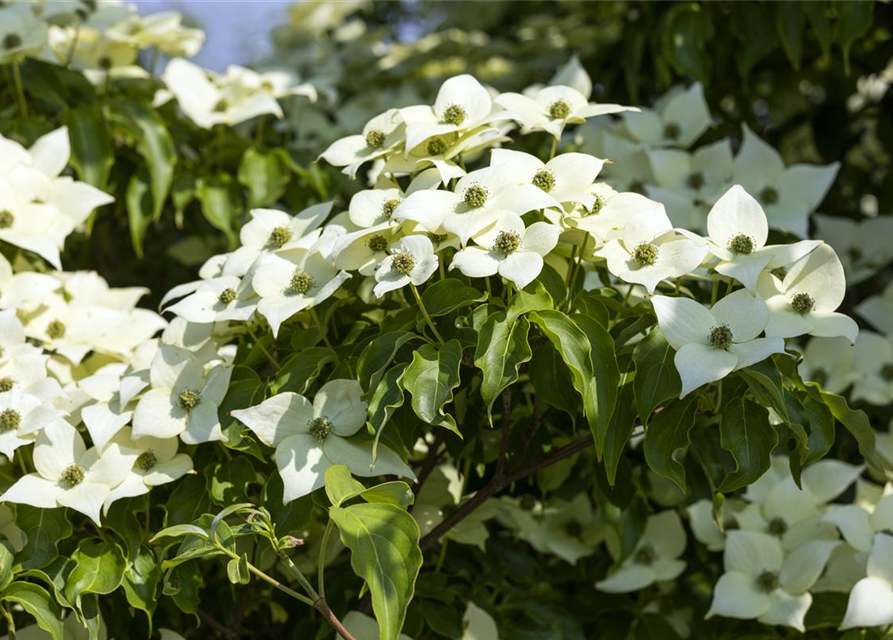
left=198, top=608, right=239, bottom=640
left=315, top=599, right=358, bottom=640
left=419, top=434, right=594, bottom=551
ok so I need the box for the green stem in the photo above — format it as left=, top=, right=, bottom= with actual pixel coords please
left=549, top=135, right=558, bottom=160
left=724, top=278, right=734, bottom=297
left=714, top=379, right=723, bottom=415
left=247, top=325, right=279, bottom=369
left=12, top=61, right=28, bottom=119
left=1, top=602, right=14, bottom=639
left=309, top=307, right=334, bottom=349
left=710, top=278, right=720, bottom=306
left=275, top=547, right=320, bottom=601
left=316, top=519, right=336, bottom=600
left=16, top=452, right=27, bottom=476
left=215, top=544, right=315, bottom=606
left=622, top=284, right=634, bottom=306
left=255, top=115, right=266, bottom=147
left=411, top=284, right=444, bottom=344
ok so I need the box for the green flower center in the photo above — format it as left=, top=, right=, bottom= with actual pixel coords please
left=218, top=288, right=237, bottom=305
left=268, top=226, right=293, bottom=248
left=760, top=186, right=779, bottom=205
left=686, top=172, right=705, bottom=190
left=565, top=521, right=583, bottom=538
left=442, top=104, right=466, bottom=126
left=767, top=517, right=788, bottom=536
left=791, top=292, right=815, bottom=315
left=0, top=377, right=12, bottom=393
left=60, top=464, right=86, bottom=488
left=0, top=210, right=13, bottom=229
left=0, top=409, right=20, bottom=431
left=391, top=252, right=416, bottom=275
left=548, top=100, right=571, bottom=120
left=586, top=194, right=606, bottom=216
left=880, top=364, right=893, bottom=382
left=756, top=570, right=779, bottom=593
left=493, top=231, right=521, bottom=255
left=709, top=324, right=733, bottom=351
left=382, top=199, right=401, bottom=219
left=135, top=450, right=157, bottom=471
left=3, top=33, right=21, bottom=50
left=663, top=122, right=681, bottom=140
left=367, top=234, right=388, bottom=253
left=212, top=98, right=229, bottom=113
left=463, top=185, right=489, bottom=209
left=812, top=367, right=828, bottom=387
left=98, top=55, right=113, bottom=70
left=289, top=270, right=314, bottom=294
left=178, top=388, right=200, bottom=411
left=425, top=136, right=448, bottom=156
left=309, top=416, right=332, bottom=442
left=365, top=129, right=386, bottom=149
left=770, top=267, right=788, bottom=280
left=46, top=320, right=66, bottom=340
left=633, top=242, right=660, bottom=267
left=633, top=545, right=656, bottom=566
left=728, top=234, right=755, bottom=255
left=532, top=169, right=556, bottom=192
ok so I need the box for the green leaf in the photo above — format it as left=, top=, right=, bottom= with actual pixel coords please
left=330, top=503, right=422, bottom=640
left=717, top=398, right=777, bottom=493
left=125, top=170, right=153, bottom=258
left=0, top=544, right=13, bottom=593
left=238, top=147, right=290, bottom=208
left=419, top=279, right=486, bottom=318
left=604, top=382, right=637, bottom=486
left=803, top=1, right=832, bottom=58
left=368, top=366, right=407, bottom=465
left=835, top=0, right=873, bottom=74
left=65, top=106, right=114, bottom=189
left=528, top=310, right=592, bottom=413
left=196, top=173, right=242, bottom=248
left=121, top=546, right=161, bottom=628
left=163, top=474, right=211, bottom=527
left=13, top=506, right=72, bottom=572
left=819, top=388, right=884, bottom=473
left=474, top=314, right=532, bottom=425
left=402, top=339, right=462, bottom=435
left=506, top=283, right=553, bottom=325
left=575, top=314, right=620, bottom=458
left=358, top=332, right=418, bottom=394
left=633, top=329, right=681, bottom=423
left=326, top=465, right=368, bottom=507
left=227, top=553, right=251, bottom=585
left=273, top=346, right=338, bottom=394
left=151, top=525, right=210, bottom=543
left=528, top=342, right=578, bottom=419
left=733, top=3, right=777, bottom=81
left=643, top=397, right=698, bottom=492
left=737, top=358, right=790, bottom=424
left=63, top=540, right=126, bottom=607
left=661, top=3, right=714, bottom=84
left=773, top=2, right=806, bottom=69
left=0, top=582, right=64, bottom=640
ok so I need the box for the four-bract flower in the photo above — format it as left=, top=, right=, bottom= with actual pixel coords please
left=813, top=214, right=893, bottom=286
left=489, top=149, right=606, bottom=211
left=596, top=511, right=687, bottom=593
left=450, top=214, right=560, bottom=290
left=707, top=530, right=839, bottom=631
left=620, top=82, right=711, bottom=148
left=857, top=278, right=893, bottom=336
left=231, top=379, right=414, bottom=503
left=373, top=235, right=439, bottom=298
left=0, top=384, right=64, bottom=460
left=840, top=533, right=893, bottom=630
left=319, top=109, right=403, bottom=178
left=164, top=275, right=257, bottom=324
left=758, top=243, right=859, bottom=344
left=652, top=289, right=785, bottom=397
left=0, top=420, right=133, bottom=525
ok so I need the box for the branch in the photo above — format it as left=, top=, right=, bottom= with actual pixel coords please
left=495, top=387, right=512, bottom=478
left=198, top=609, right=239, bottom=640
left=314, top=599, right=358, bottom=640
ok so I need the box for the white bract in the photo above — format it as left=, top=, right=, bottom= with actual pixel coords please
left=857, top=278, right=893, bottom=336
left=319, top=109, right=403, bottom=178
left=620, top=82, right=711, bottom=148
left=373, top=235, right=439, bottom=298
left=489, top=149, right=606, bottom=211
left=840, top=533, right=893, bottom=630
left=652, top=290, right=785, bottom=397
left=231, top=379, right=414, bottom=503
left=813, top=214, right=893, bottom=286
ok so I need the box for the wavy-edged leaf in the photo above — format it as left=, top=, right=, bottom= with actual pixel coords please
left=1, top=581, right=64, bottom=640
left=633, top=329, right=681, bottom=423
left=474, top=313, right=532, bottom=425
left=402, top=339, right=462, bottom=435
left=63, top=541, right=126, bottom=607
left=717, top=398, right=776, bottom=493
left=643, top=397, right=697, bottom=492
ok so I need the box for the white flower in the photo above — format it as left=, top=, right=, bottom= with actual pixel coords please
left=231, top=379, right=414, bottom=503
left=596, top=209, right=708, bottom=294
left=732, top=124, right=839, bottom=238
left=394, top=166, right=559, bottom=246
left=0, top=420, right=132, bottom=525
left=164, top=275, right=257, bottom=324
left=102, top=427, right=193, bottom=513
left=702, top=185, right=820, bottom=291
left=489, top=149, right=606, bottom=211
left=687, top=497, right=746, bottom=552
left=620, top=83, right=711, bottom=148
left=0, top=254, right=59, bottom=312
left=707, top=530, right=838, bottom=631
left=797, top=336, right=856, bottom=394
left=132, top=345, right=232, bottom=444
left=0, top=309, right=49, bottom=391
left=461, top=602, right=499, bottom=640
left=319, top=109, right=403, bottom=179
left=0, top=384, right=64, bottom=461
left=252, top=251, right=351, bottom=337
left=522, top=494, right=602, bottom=565
left=569, top=189, right=660, bottom=242
left=121, top=11, right=205, bottom=57
left=813, top=214, right=893, bottom=285
left=645, top=139, right=734, bottom=230
left=333, top=223, right=400, bottom=275
left=373, top=236, right=439, bottom=298
left=0, top=3, right=47, bottom=63
left=849, top=331, right=893, bottom=406
left=856, top=278, right=893, bottom=335
left=758, top=244, right=859, bottom=344
left=840, top=533, right=893, bottom=630
left=652, top=290, right=785, bottom=397
left=450, top=215, right=560, bottom=290
left=596, top=511, right=687, bottom=593
left=495, top=85, right=637, bottom=139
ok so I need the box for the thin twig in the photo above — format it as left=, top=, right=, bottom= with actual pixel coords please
left=198, top=609, right=238, bottom=640
left=495, top=388, right=512, bottom=478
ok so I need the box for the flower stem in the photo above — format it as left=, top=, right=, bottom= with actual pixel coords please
left=246, top=325, right=279, bottom=369
left=12, top=61, right=28, bottom=119
left=215, top=544, right=315, bottom=606
left=411, top=284, right=444, bottom=344
left=317, top=519, right=336, bottom=599
left=309, top=307, right=334, bottom=349
left=549, top=135, right=558, bottom=160
left=0, top=603, right=15, bottom=639
left=710, top=278, right=720, bottom=306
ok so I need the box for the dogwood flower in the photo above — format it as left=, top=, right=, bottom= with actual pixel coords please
left=0, top=3, right=47, bottom=64
left=231, top=379, right=414, bottom=503
left=373, top=236, right=439, bottom=298
left=707, top=530, right=838, bottom=631
left=732, top=125, right=839, bottom=238
left=620, top=83, right=711, bottom=148
left=688, top=497, right=746, bottom=552
left=849, top=331, right=893, bottom=406
left=840, top=533, right=893, bottom=630
left=252, top=251, right=351, bottom=337
left=702, top=185, right=820, bottom=291
left=394, top=166, right=559, bottom=245
left=450, top=215, right=560, bottom=290
left=0, top=420, right=132, bottom=525
left=857, top=278, right=893, bottom=336
left=112, top=11, right=205, bottom=57
left=0, top=384, right=64, bottom=460
left=131, top=345, right=232, bottom=444
left=652, top=290, right=785, bottom=397
left=333, top=223, right=401, bottom=275
left=596, top=209, right=708, bottom=294
left=797, top=336, right=856, bottom=394
left=813, top=214, right=893, bottom=285
left=596, top=511, right=686, bottom=593
left=496, top=85, right=636, bottom=139
left=523, top=494, right=602, bottom=565
left=319, top=109, right=403, bottom=179
left=758, top=244, right=859, bottom=344
left=164, top=276, right=257, bottom=324
left=489, top=149, right=606, bottom=211
left=0, top=255, right=59, bottom=312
